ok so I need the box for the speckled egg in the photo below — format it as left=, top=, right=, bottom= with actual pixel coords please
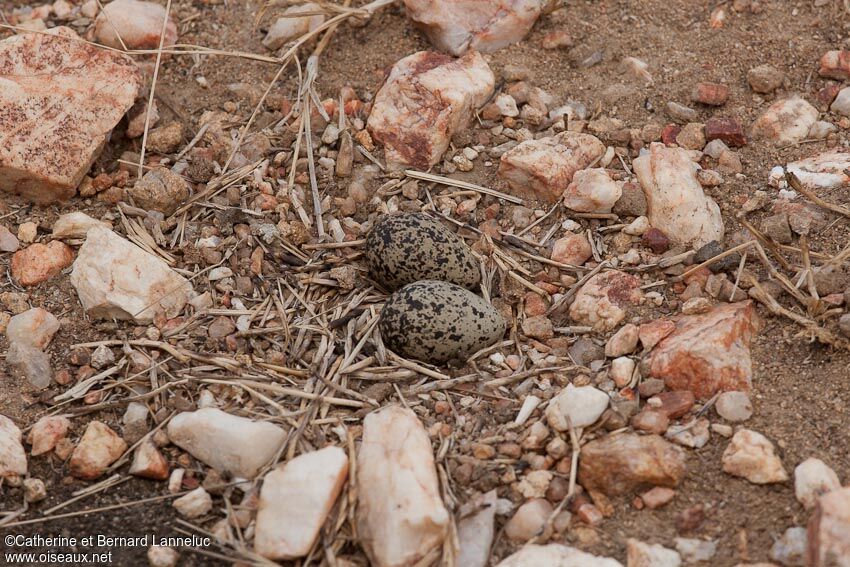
left=380, top=280, right=506, bottom=363
left=365, top=213, right=481, bottom=291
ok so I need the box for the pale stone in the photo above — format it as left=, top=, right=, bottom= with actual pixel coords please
left=770, top=527, right=806, bottom=567
left=675, top=539, right=717, bottom=563
left=402, top=0, right=542, bottom=56
left=794, top=458, right=840, bottom=510
left=147, top=545, right=178, bottom=567
left=27, top=415, right=70, bottom=456
left=563, top=168, right=622, bottom=213
left=545, top=384, right=609, bottom=431
left=0, top=27, right=140, bottom=203
left=610, top=357, right=636, bottom=388
left=129, top=439, right=169, bottom=480
left=830, top=87, right=850, bottom=116
left=633, top=143, right=724, bottom=248
left=69, top=421, right=128, bottom=480
left=504, top=498, right=552, bottom=542
left=569, top=270, right=643, bottom=332
left=263, top=3, right=325, bottom=50
left=367, top=51, right=494, bottom=170
left=173, top=487, right=212, bottom=518
left=0, top=414, right=27, bottom=483
left=722, top=429, right=788, bottom=484
left=807, top=487, right=850, bottom=566
left=499, top=132, right=605, bottom=203
left=787, top=149, right=850, bottom=191
left=627, top=539, right=682, bottom=567
left=457, top=490, right=497, bottom=567
left=167, top=408, right=286, bottom=479
left=70, top=226, right=193, bottom=324
left=715, top=391, right=753, bottom=422
left=606, top=323, right=639, bottom=357
left=357, top=406, right=449, bottom=567
left=94, top=0, right=178, bottom=50
left=6, top=308, right=59, bottom=349
left=751, top=97, right=819, bottom=145
left=52, top=212, right=112, bottom=240
left=496, top=544, right=623, bottom=567
left=254, top=446, right=349, bottom=560
left=23, top=477, right=46, bottom=502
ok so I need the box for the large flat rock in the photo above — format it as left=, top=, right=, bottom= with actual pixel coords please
left=0, top=27, right=140, bottom=203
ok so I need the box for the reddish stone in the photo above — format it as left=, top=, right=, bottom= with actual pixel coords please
left=815, top=84, right=841, bottom=111
left=642, top=228, right=670, bottom=254
left=638, top=319, right=676, bottom=350
left=818, top=50, right=850, bottom=80
left=661, top=124, right=681, bottom=145
left=651, top=391, right=695, bottom=419
left=704, top=117, right=747, bottom=147
left=676, top=505, right=705, bottom=533
left=631, top=410, right=669, bottom=434
left=11, top=241, right=75, bottom=286
left=641, top=487, right=676, bottom=509
left=645, top=301, right=760, bottom=400
left=691, top=82, right=729, bottom=106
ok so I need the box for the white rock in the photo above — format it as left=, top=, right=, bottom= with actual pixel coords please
left=70, top=226, right=193, bottom=324
left=357, top=406, right=449, bottom=567
left=27, top=415, right=70, bottom=456
left=563, top=168, right=622, bottom=213
left=52, top=212, right=112, bottom=240
left=147, top=545, right=178, bottom=567
left=263, top=3, right=325, bottom=50
left=0, top=415, right=27, bottom=483
left=168, top=468, right=184, bottom=494
left=0, top=27, right=140, bottom=203
left=69, top=421, right=128, bottom=480
left=703, top=139, right=730, bottom=159
left=24, top=477, right=47, bottom=502
left=623, top=216, right=650, bottom=236
left=367, top=51, right=494, bottom=170
left=495, top=93, right=519, bottom=117
left=794, top=458, right=840, bottom=510
left=674, top=538, right=717, bottom=563
left=722, top=429, right=788, bottom=484
left=517, top=470, right=553, bottom=499
left=129, top=439, right=169, bottom=480
left=666, top=418, right=710, bottom=449
left=770, top=527, right=806, bottom=567
left=545, top=384, right=609, bottom=431
left=167, top=408, right=286, bottom=479
left=569, top=270, right=644, bottom=332
left=715, top=391, right=753, bottom=422
left=173, top=486, right=212, bottom=518
left=627, top=539, right=681, bottom=567
left=751, top=97, right=819, bottom=145
left=606, top=323, right=639, bottom=357
left=254, top=446, right=349, bottom=560
left=499, top=132, right=606, bottom=203
left=787, top=149, right=850, bottom=191
left=94, top=0, right=178, bottom=50
left=831, top=87, right=850, bottom=116
left=457, top=490, right=497, bottom=567
left=6, top=308, right=59, bottom=349
left=90, top=345, right=116, bottom=369
left=402, top=0, right=542, bottom=55
left=497, top=544, right=623, bottom=567
left=503, top=498, right=552, bottom=542
left=809, top=120, right=838, bottom=140
left=515, top=395, right=541, bottom=426
left=610, top=357, right=636, bottom=387
left=807, top=486, right=850, bottom=566
left=633, top=143, right=724, bottom=248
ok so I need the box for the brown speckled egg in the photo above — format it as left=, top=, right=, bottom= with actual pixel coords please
left=380, top=280, right=505, bottom=363
left=365, top=213, right=481, bottom=291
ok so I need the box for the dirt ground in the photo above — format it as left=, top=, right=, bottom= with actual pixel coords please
left=2, top=0, right=850, bottom=565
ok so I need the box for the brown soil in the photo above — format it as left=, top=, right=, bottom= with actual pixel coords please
left=2, top=0, right=850, bottom=566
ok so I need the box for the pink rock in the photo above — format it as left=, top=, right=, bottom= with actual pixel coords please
left=645, top=302, right=759, bottom=400
left=367, top=51, right=494, bottom=170
left=551, top=233, right=592, bottom=266
left=499, top=132, right=605, bottom=203
left=638, top=319, right=676, bottom=350
left=27, top=415, right=70, bottom=457
left=807, top=486, right=850, bottom=566
left=569, top=270, right=644, bottom=332
left=0, top=414, right=27, bottom=483
left=504, top=498, right=552, bottom=542
left=357, top=406, right=449, bottom=567
left=722, top=429, right=787, bottom=484
left=254, top=446, right=349, bottom=560
left=69, top=421, right=127, bottom=480
left=497, top=544, right=623, bottom=567
left=605, top=323, right=639, bottom=357
left=563, top=168, right=622, bottom=213
left=11, top=241, right=75, bottom=287
left=0, top=226, right=19, bottom=252
left=93, top=0, right=178, bottom=50
left=633, top=143, right=724, bottom=248
left=403, top=0, right=542, bottom=55
left=818, top=50, right=850, bottom=81
left=129, top=439, right=169, bottom=480
left=6, top=308, right=59, bottom=349
left=627, top=539, right=682, bottom=567
left=751, top=97, right=819, bottom=145
left=0, top=27, right=140, bottom=203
